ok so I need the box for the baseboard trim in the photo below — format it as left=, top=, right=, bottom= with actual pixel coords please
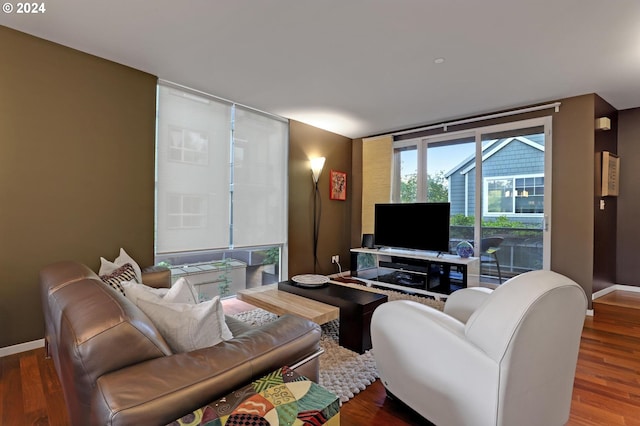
left=0, top=339, right=45, bottom=358
left=592, top=284, right=640, bottom=301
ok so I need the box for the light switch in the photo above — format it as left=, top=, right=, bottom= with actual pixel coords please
left=600, top=199, right=605, bottom=210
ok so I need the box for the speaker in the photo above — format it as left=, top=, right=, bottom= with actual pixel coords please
left=362, top=234, right=374, bottom=248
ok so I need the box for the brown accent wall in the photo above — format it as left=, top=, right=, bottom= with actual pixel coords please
left=550, top=95, right=596, bottom=304
left=593, top=96, right=618, bottom=292
left=288, top=121, right=352, bottom=276
left=617, top=107, right=640, bottom=285
left=350, top=138, right=363, bottom=248
left=0, top=27, right=157, bottom=348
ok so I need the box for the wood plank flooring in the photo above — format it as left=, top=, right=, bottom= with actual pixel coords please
left=593, top=290, right=640, bottom=326
left=3, top=293, right=640, bottom=425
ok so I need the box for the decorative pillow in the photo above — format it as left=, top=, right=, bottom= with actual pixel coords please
left=99, top=248, right=143, bottom=283
left=121, top=280, right=168, bottom=305
left=100, top=263, right=137, bottom=295
left=163, top=277, right=199, bottom=304
left=122, top=277, right=198, bottom=305
left=136, top=297, right=233, bottom=353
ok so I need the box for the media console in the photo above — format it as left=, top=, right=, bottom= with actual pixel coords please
left=350, top=247, right=479, bottom=297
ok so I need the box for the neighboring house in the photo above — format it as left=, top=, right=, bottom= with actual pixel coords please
left=445, top=134, right=545, bottom=226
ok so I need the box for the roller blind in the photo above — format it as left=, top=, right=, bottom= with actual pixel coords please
left=156, top=83, right=288, bottom=255
left=232, top=106, right=288, bottom=248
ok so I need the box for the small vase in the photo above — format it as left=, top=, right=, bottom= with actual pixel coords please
left=456, top=241, right=474, bottom=258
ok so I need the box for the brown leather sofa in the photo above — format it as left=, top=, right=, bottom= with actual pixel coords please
left=40, top=260, right=323, bottom=426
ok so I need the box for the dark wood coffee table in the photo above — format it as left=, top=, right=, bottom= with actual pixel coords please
left=278, top=281, right=388, bottom=354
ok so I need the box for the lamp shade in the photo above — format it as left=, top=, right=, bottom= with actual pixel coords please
left=310, top=157, right=326, bottom=183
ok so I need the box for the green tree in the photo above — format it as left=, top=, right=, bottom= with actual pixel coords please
left=427, top=170, right=448, bottom=202
left=400, top=173, right=417, bottom=202
left=400, top=171, right=449, bottom=203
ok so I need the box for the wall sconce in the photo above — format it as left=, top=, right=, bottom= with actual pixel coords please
left=310, top=157, right=326, bottom=184
left=595, top=117, right=611, bottom=131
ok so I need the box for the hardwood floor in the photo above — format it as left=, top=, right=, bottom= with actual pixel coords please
left=3, top=295, right=640, bottom=425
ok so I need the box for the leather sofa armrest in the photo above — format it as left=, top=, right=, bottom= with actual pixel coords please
left=141, top=266, right=171, bottom=289
left=225, top=315, right=253, bottom=337
left=92, top=315, right=321, bottom=426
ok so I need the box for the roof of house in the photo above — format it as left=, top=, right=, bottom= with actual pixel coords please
left=445, top=135, right=545, bottom=178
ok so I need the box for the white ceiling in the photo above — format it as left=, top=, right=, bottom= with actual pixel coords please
left=3, top=0, right=640, bottom=138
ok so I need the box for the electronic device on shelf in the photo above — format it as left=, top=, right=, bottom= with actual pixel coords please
left=374, top=202, right=450, bottom=253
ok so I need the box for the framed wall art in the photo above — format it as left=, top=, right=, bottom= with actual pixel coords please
left=601, top=151, right=620, bottom=197
left=330, top=170, right=347, bottom=201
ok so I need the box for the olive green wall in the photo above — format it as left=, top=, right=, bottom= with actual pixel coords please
left=0, top=27, right=157, bottom=348
left=288, top=121, right=353, bottom=276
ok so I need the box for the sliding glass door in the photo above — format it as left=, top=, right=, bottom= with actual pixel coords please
left=392, top=142, right=419, bottom=203
left=479, top=119, right=551, bottom=284
left=392, top=117, right=552, bottom=285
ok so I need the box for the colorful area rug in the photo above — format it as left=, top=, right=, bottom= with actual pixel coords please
left=231, top=287, right=444, bottom=403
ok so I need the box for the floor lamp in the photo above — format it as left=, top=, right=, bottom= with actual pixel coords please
left=310, top=157, right=325, bottom=274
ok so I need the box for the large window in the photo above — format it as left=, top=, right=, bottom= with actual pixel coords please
left=390, top=117, right=552, bottom=285
left=484, top=175, right=544, bottom=215
left=392, top=144, right=418, bottom=202
left=155, top=82, right=288, bottom=286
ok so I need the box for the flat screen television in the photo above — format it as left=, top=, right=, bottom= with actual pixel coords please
left=374, top=203, right=450, bottom=253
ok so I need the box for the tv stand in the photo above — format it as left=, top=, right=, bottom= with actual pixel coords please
left=350, top=247, right=479, bottom=297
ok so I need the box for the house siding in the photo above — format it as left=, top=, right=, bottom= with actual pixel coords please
left=483, top=142, right=544, bottom=177
left=447, top=138, right=544, bottom=225
left=449, top=171, right=468, bottom=216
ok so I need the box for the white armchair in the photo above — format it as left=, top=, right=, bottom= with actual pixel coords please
left=371, top=270, right=587, bottom=426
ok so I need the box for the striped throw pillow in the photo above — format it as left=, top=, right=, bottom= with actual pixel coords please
left=100, top=263, right=137, bottom=295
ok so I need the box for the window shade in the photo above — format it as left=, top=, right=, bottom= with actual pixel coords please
left=232, top=106, right=288, bottom=248
left=156, top=85, right=232, bottom=254
left=156, top=83, right=288, bottom=255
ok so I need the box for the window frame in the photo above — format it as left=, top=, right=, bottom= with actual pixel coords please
left=482, top=173, right=544, bottom=217
left=155, top=81, right=289, bottom=282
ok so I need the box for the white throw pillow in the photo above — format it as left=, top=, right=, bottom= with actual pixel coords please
left=121, top=280, right=168, bottom=305
left=99, top=248, right=143, bottom=283
left=122, top=277, right=197, bottom=305
left=136, top=297, right=233, bottom=353
left=163, top=277, right=198, bottom=304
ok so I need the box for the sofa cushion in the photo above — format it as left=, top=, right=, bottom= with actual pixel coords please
left=121, top=280, right=168, bottom=304
left=136, top=296, right=233, bottom=352
left=100, top=263, right=137, bottom=295
left=122, top=277, right=198, bottom=305
left=99, top=248, right=143, bottom=283
left=163, top=278, right=198, bottom=304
